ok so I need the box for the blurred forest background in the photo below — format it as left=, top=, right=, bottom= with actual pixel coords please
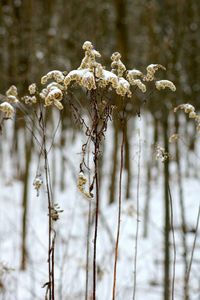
left=0, top=0, right=200, bottom=300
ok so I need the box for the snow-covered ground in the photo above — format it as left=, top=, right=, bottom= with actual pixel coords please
left=0, top=115, right=200, bottom=299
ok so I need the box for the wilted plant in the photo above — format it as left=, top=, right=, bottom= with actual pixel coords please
left=0, top=40, right=176, bottom=300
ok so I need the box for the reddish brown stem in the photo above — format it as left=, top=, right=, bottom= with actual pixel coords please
left=92, top=89, right=99, bottom=300
left=113, top=108, right=125, bottom=300
left=40, top=108, right=54, bottom=300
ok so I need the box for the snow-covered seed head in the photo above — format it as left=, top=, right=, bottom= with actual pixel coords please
left=82, top=41, right=93, bottom=51
left=6, top=85, right=18, bottom=97
left=174, top=103, right=200, bottom=135
left=28, top=83, right=37, bottom=95
left=189, top=111, right=196, bottom=118
left=155, top=80, right=176, bottom=92
left=64, top=69, right=96, bottom=90
left=143, top=64, right=166, bottom=82
left=41, top=70, right=65, bottom=84
left=77, top=172, right=93, bottom=200
left=22, top=95, right=37, bottom=104
left=54, top=100, right=63, bottom=110
left=5, top=85, right=19, bottom=104
left=126, top=69, right=146, bottom=92
left=111, top=52, right=121, bottom=61
left=0, top=102, right=15, bottom=118
left=174, top=103, right=195, bottom=114
left=116, top=77, right=132, bottom=97
left=111, top=51, right=126, bottom=77
left=42, top=82, right=63, bottom=109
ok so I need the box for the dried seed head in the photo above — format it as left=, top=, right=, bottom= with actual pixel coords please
left=6, top=85, right=18, bottom=97
left=111, top=51, right=126, bottom=77
left=77, top=172, right=93, bottom=200
left=0, top=102, right=15, bottom=118
left=155, top=80, right=176, bottom=91
left=33, top=175, right=43, bottom=197
left=41, top=70, right=64, bottom=84
left=28, top=83, right=37, bottom=95
left=143, top=64, right=166, bottom=82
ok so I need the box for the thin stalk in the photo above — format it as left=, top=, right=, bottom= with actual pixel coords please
left=133, top=127, right=141, bottom=300
left=186, top=202, right=200, bottom=288
left=85, top=142, right=92, bottom=300
left=40, top=109, right=54, bottom=300
left=112, top=109, right=125, bottom=300
left=168, top=184, right=176, bottom=300
left=92, top=89, right=99, bottom=300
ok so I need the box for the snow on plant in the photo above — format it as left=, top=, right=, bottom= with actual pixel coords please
left=77, top=172, right=93, bottom=200
left=1, top=40, right=176, bottom=300
left=174, top=103, right=200, bottom=133
left=155, top=80, right=176, bottom=91
left=0, top=101, right=15, bottom=118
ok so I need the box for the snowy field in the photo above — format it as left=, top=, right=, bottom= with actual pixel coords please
left=0, top=115, right=200, bottom=299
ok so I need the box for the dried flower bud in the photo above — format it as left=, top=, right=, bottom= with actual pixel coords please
left=143, top=64, right=166, bottom=81
left=6, top=85, right=18, bottom=97
left=41, top=70, right=64, bottom=84
left=0, top=102, right=14, bottom=118
left=111, top=51, right=126, bottom=77
left=33, top=175, right=43, bottom=197
left=77, top=172, right=93, bottom=200
left=28, top=83, right=37, bottom=95
left=155, top=80, right=176, bottom=92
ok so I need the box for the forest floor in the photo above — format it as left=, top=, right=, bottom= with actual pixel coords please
left=0, top=117, right=200, bottom=300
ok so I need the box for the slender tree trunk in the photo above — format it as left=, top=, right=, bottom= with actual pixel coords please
left=21, top=129, right=33, bottom=270
left=109, top=117, right=118, bottom=204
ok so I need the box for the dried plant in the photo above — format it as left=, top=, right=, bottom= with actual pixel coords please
left=0, top=40, right=176, bottom=300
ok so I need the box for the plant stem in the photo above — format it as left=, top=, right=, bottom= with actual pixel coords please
left=168, top=183, right=176, bottom=300
left=113, top=105, right=125, bottom=300
left=41, top=109, right=54, bottom=300
left=92, top=89, right=99, bottom=300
